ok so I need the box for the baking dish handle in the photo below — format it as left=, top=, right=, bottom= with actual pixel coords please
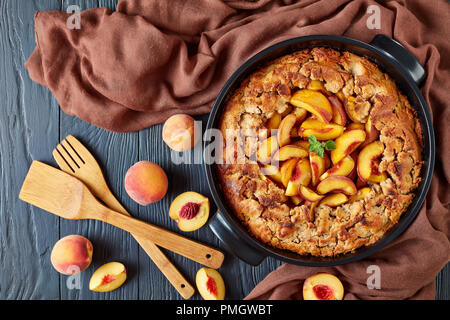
left=370, top=34, right=426, bottom=86
left=208, top=210, right=266, bottom=266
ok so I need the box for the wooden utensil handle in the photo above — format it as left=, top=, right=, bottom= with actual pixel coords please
left=99, top=206, right=224, bottom=269
left=102, top=193, right=195, bottom=299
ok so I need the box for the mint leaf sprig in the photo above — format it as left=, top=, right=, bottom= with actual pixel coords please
left=308, top=135, right=336, bottom=158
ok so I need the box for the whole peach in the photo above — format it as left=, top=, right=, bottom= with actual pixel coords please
left=162, top=114, right=200, bottom=152
left=50, top=235, right=93, bottom=275
left=124, top=161, right=168, bottom=205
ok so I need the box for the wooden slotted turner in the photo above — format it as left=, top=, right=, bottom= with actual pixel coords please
left=19, top=161, right=224, bottom=271
left=52, top=135, right=195, bottom=299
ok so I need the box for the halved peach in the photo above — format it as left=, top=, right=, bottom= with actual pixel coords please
left=196, top=268, right=225, bottom=300
left=346, top=122, right=365, bottom=131
left=290, top=89, right=333, bottom=123
left=285, top=158, right=311, bottom=196
left=298, top=119, right=344, bottom=141
left=316, top=176, right=357, bottom=195
left=272, top=145, right=308, bottom=162
left=298, top=185, right=325, bottom=202
left=328, top=95, right=347, bottom=126
left=319, top=193, right=348, bottom=207
left=257, top=136, right=279, bottom=164
left=169, top=192, right=210, bottom=232
left=261, top=165, right=283, bottom=184
left=303, top=273, right=344, bottom=300
left=266, top=113, right=282, bottom=130
left=320, top=155, right=355, bottom=181
left=348, top=187, right=371, bottom=203
left=89, top=262, right=127, bottom=292
left=344, top=96, right=360, bottom=123
left=331, top=129, right=366, bottom=164
left=280, top=158, right=299, bottom=187
left=357, top=141, right=384, bottom=181
left=309, top=152, right=327, bottom=186
left=307, top=80, right=331, bottom=96
left=277, top=113, right=297, bottom=147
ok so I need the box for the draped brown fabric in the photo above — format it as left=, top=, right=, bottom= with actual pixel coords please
left=25, top=0, right=449, bottom=299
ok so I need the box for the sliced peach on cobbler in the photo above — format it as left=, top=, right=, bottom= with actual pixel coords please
left=196, top=268, right=225, bottom=300
left=348, top=187, right=371, bottom=203
left=257, top=135, right=278, bottom=164
left=261, top=164, right=283, bottom=184
left=290, top=195, right=303, bottom=206
left=320, top=155, right=355, bottom=181
left=346, top=122, right=365, bottom=131
left=169, top=192, right=210, bottom=232
left=298, top=119, right=344, bottom=141
left=328, top=95, right=347, bottom=126
left=272, top=145, right=309, bottom=162
left=309, top=152, right=327, bottom=186
left=280, top=158, right=299, bottom=187
left=319, top=193, right=348, bottom=207
left=290, top=89, right=333, bottom=123
left=331, top=129, right=366, bottom=164
left=316, top=176, right=357, bottom=196
left=298, top=185, right=324, bottom=202
left=357, top=141, right=384, bottom=182
left=344, top=96, right=361, bottom=123
left=292, top=140, right=309, bottom=150
left=266, top=113, right=282, bottom=130
left=293, top=107, right=308, bottom=123
left=361, top=115, right=379, bottom=147
left=336, top=90, right=346, bottom=102
left=303, top=273, right=344, bottom=300
left=285, top=158, right=312, bottom=196
left=307, top=80, right=331, bottom=96
left=277, top=113, right=297, bottom=147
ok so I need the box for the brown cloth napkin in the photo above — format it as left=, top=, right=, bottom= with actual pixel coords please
left=26, top=0, right=449, bottom=299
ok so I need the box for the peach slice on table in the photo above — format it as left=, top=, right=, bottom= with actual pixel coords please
left=89, top=262, right=127, bottom=292
left=261, top=164, right=283, bottom=184
left=277, top=113, right=297, bottom=147
left=169, top=192, right=210, bottom=232
left=319, top=193, right=348, bottom=207
left=357, top=141, right=384, bottom=182
left=272, top=145, right=309, bottom=162
left=280, top=158, right=299, bottom=187
left=307, top=80, right=331, bottom=96
left=290, top=89, right=333, bottom=123
left=285, top=158, right=312, bottom=196
left=298, top=119, right=344, bottom=141
left=328, top=95, right=347, bottom=126
left=331, top=129, right=366, bottom=164
left=266, top=113, right=282, bottom=130
left=50, top=235, right=93, bottom=275
left=298, top=185, right=324, bottom=202
left=348, top=187, right=371, bottom=203
left=196, top=268, right=225, bottom=300
left=303, top=273, right=344, bottom=300
left=320, top=155, right=355, bottom=181
left=309, top=152, right=327, bottom=187
left=316, top=176, right=357, bottom=196
left=257, top=136, right=279, bottom=164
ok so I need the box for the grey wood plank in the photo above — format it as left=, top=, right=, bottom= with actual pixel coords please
left=436, top=263, right=449, bottom=300
left=0, top=0, right=61, bottom=299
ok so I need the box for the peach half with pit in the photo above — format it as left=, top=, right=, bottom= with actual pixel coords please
left=124, top=161, right=168, bottom=205
left=316, top=176, right=357, bottom=196
left=50, top=235, right=93, bottom=275
left=169, top=192, right=210, bottom=232
left=330, top=129, right=366, bottom=164
left=162, top=114, right=200, bottom=152
left=196, top=268, right=225, bottom=300
left=298, top=119, right=344, bottom=141
left=303, top=273, right=344, bottom=300
left=285, top=158, right=311, bottom=196
left=277, top=113, right=297, bottom=147
left=290, top=89, right=333, bottom=123
left=357, top=141, right=384, bottom=182
left=319, top=155, right=355, bottom=181
left=89, top=262, right=127, bottom=292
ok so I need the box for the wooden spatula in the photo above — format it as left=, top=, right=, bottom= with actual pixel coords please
left=19, top=161, right=224, bottom=269
left=52, top=135, right=195, bottom=299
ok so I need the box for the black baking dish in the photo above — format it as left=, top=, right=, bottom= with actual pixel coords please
left=204, top=35, right=435, bottom=266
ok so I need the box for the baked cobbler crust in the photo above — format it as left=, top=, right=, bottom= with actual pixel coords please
left=216, top=47, right=423, bottom=257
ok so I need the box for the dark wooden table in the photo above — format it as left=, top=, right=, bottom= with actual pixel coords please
left=0, top=0, right=447, bottom=300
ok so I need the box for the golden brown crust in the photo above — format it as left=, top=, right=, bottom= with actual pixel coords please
left=216, top=48, right=422, bottom=257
